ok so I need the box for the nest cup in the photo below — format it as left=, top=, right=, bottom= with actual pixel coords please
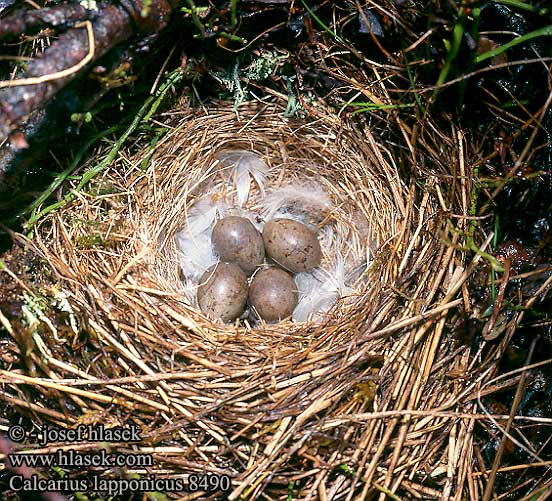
left=138, top=105, right=406, bottom=334
left=24, top=102, right=470, bottom=499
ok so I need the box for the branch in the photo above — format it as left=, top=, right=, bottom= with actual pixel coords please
left=0, top=0, right=178, bottom=142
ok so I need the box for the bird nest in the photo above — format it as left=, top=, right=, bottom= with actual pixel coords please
left=3, top=102, right=481, bottom=499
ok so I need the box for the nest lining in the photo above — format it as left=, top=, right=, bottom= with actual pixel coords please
left=12, top=102, right=477, bottom=499
left=161, top=143, right=394, bottom=325
left=128, top=106, right=407, bottom=334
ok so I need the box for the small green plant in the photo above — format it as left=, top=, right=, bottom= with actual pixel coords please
left=337, top=464, right=355, bottom=475
left=433, top=4, right=481, bottom=104
left=182, top=0, right=207, bottom=37
left=287, top=480, right=295, bottom=501
left=467, top=168, right=504, bottom=272
left=492, top=0, right=549, bottom=16
left=345, top=101, right=415, bottom=115
left=210, top=50, right=290, bottom=109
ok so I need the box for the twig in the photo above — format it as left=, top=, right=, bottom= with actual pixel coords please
left=0, top=21, right=95, bottom=89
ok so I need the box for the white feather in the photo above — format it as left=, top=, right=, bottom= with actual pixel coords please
left=185, top=198, right=219, bottom=234
left=235, top=164, right=251, bottom=207
left=262, top=181, right=332, bottom=226
left=292, top=253, right=351, bottom=323
left=176, top=231, right=217, bottom=281
left=181, top=277, right=201, bottom=306
left=224, top=206, right=264, bottom=231
left=217, top=150, right=270, bottom=206
left=293, top=273, right=335, bottom=323
left=176, top=197, right=227, bottom=286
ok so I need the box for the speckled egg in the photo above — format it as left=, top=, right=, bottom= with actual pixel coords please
left=249, top=267, right=298, bottom=322
left=263, top=218, right=322, bottom=273
left=197, top=263, right=248, bottom=322
left=211, top=216, right=265, bottom=274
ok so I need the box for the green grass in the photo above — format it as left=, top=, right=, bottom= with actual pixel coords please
left=345, top=102, right=415, bottom=114
left=432, top=5, right=481, bottom=107
left=434, top=7, right=470, bottom=90
left=491, top=213, right=500, bottom=303
left=23, top=70, right=183, bottom=232
left=475, top=24, right=552, bottom=64
left=403, top=50, right=424, bottom=114
left=468, top=168, right=505, bottom=273
left=492, top=0, right=549, bottom=16
left=19, top=126, right=119, bottom=223
left=300, top=0, right=347, bottom=45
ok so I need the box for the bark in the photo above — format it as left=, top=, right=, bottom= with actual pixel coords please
left=0, top=0, right=177, bottom=142
left=0, top=4, right=93, bottom=38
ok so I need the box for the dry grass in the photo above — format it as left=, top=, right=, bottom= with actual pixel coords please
left=1, top=0, right=552, bottom=497
left=0, top=100, right=538, bottom=500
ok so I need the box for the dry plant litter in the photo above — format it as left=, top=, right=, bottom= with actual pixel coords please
left=0, top=101, right=497, bottom=500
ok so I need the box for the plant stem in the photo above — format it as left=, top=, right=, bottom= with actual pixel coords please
left=476, top=25, right=552, bottom=64
left=25, top=70, right=182, bottom=230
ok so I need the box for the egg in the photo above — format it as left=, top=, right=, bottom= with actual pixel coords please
left=211, top=216, right=265, bottom=274
left=263, top=218, right=322, bottom=273
left=249, top=267, right=298, bottom=322
left=197, top=263, right=248, bottom=322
